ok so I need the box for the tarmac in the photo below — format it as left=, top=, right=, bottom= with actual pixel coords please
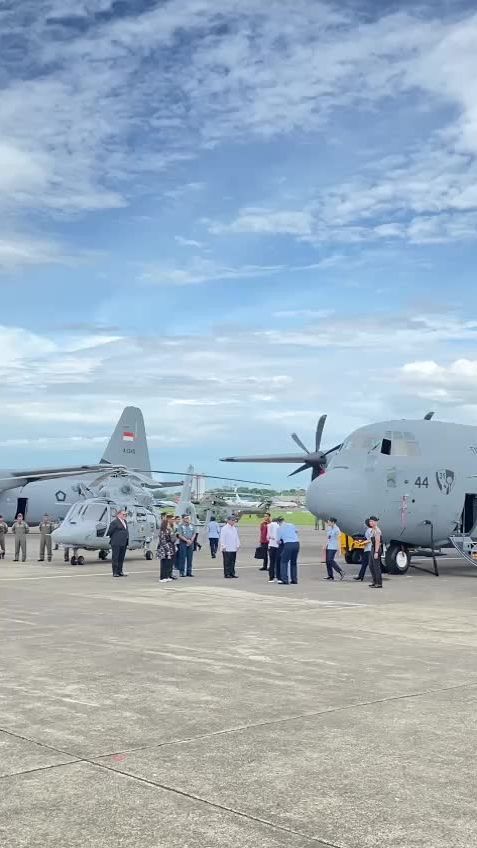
left=1, top=526, right=476, bottom=848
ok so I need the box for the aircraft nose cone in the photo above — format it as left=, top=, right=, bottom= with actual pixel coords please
left=306, top=469, right=359, bottom=521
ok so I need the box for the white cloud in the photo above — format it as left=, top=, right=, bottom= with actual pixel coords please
left=2, top=2, right=477, bottom=266
left=208, top=208, right=314, bottom=237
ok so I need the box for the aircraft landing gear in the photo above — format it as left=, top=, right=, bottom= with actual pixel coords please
left=145, top=550, right=154, bottom=561
left=70, top=555, right=77, bottom=566
left=385, top=544, right=411, bottom=575
left=77, top=555, right=85, bottom=566
left=98, top=550, right=108, bottom=561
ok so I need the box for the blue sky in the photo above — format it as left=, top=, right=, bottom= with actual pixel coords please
left=1, top=0, right=477, bottom=485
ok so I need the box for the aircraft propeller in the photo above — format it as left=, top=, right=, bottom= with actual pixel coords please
left=288, top=415, right=342, bottom=480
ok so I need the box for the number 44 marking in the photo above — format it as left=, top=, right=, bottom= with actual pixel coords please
left=414, top=476, right=429, bottom=488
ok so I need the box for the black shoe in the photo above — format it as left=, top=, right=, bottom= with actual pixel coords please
left=323, top=577, right=333, bottom=580
left=259, top=566, right=268, bottom=571
left=119, top=573, right=128, bottom=577
left=231, top=574, right=238, bottom=578
left=353, top=576, right=363, bottom=581
left=38, top=559, right=44, bottom=562
left=369, top=584, right=383, bottom=588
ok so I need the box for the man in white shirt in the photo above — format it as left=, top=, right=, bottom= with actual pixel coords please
left=207, top=515, right=221, bottom=559
left=219, top=516, right=240, bottom=578
left=266, top=517, right=280, bottom=582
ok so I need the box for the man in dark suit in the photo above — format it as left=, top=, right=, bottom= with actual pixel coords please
left=107, top=509, right=129, bottom=577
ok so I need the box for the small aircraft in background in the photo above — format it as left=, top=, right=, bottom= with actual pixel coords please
left=222, top=412, right=477, bottom=574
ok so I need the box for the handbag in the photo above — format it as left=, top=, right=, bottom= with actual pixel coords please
left=254, top=545, right=265, bottom=560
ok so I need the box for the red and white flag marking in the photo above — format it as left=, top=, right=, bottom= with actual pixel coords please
left=122, top=431, right=135, bottom=442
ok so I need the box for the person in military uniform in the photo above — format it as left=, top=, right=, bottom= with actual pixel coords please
left=12, top=513, right=29, bottom=562
left=38, top=514, right=55, bottom=562
left=0, top=515, right=8, bottom=559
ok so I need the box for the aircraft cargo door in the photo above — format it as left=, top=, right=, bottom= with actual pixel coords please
left=16, top=497, right=28, bottom=518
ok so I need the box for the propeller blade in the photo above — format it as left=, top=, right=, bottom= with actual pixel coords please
left=291, top=433, right=310, bottom=453
left=288, top=463, right=310, bottom=477
left=315, top=414, right=327, bottom=452
left=323, top=443, right=342, bottom=457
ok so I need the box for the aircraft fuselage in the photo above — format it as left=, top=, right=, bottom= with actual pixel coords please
left=306, top=419, right=477, bottom=547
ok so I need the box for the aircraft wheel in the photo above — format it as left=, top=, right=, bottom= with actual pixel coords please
left=145, top=550, right=153, bottom=561
left=351, top=549, right=363, bottom=565
left=385, top=544, right=411, bottom=575
left=344, top=552, right=353, bottom=565
left=77, top=556, right=85, bottom=566
left=98, top=550, right=107, bottom=560
left=70, top=555, right=77, bottom=566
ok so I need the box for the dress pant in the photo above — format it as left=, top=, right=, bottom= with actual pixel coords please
left=268, top=546, right=279, bottom=580
left=14, top=538, right=27, bottom=561
left=223, top=551, right=237, bottom=577
left=357, top=551, right=370, bottom=580
left=369, top=554, right=383, bottom=586
left=39, top=536, right=52, bottom=561
left=160, top=558, right=173, bottom=579
left=260, top=543, right=268, bottom=569
left=111, top=544, right=127, bottom=576
left=325, top=549, right=343, bottom=579
left=280, top=541, right=300, bottom=584
left=209, top=537, right=219, bottom=558
left=178, top=542, right=194, bottom=576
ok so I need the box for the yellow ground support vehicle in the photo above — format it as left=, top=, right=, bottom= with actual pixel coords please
left=341, top=532, right=367, bottom=565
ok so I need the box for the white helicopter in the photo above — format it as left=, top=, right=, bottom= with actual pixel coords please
left=52, top=465, right=266, bottom=565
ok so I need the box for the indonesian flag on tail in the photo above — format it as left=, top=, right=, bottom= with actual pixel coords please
left=123, top=431, right=135, bottom=442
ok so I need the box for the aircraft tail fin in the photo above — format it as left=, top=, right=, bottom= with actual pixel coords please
left=101, top=407, right=151, bottom=475
left=175, top=465, right=195, bottom=518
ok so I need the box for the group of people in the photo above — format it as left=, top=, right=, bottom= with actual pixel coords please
left=325, top=515, right=383, bottom=588
left=254, top=513, right=301, bottom=584
left=0, top=513, right=57, bottom=563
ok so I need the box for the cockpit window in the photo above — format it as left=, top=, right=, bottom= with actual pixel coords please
left=381, top=431, right=420, bottom=456
left=83, top=504, right=107, bottom=522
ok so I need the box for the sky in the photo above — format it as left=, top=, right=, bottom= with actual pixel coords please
left=1, top=0, right=477, bottom=486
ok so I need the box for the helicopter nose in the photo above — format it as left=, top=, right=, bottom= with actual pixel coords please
left=306, top=469, right=361, bottom=520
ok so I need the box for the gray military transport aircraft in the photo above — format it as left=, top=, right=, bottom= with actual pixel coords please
left=222, top=413, right=477, bottom=574
left=0, top=406, right=175, bottom=524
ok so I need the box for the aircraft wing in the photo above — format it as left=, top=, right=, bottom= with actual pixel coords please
left=0, top=464, right=125, bottom=492
left=221, top=453, right=310, bottom=464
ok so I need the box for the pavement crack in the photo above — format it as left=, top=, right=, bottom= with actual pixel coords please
left=94, top=678, right=477, bottom=758
left=83, top=758, right=345, bottom=848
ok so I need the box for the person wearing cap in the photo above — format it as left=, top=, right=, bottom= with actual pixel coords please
left=0, top=516, right=8, bottom=559
left=219, top=516, right=240, bottom=578
left=38, top=513, right=56, bottom=562
left=368, top=516, right=383, bottom=588
left=324, top=517, right=344, bottom=580
left=354, top=519, right=372, bottom=582
left=276, top=517, right=300, bottom=584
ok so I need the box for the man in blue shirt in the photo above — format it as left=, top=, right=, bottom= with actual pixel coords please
left=324, top=517, right=344, bottom=580
left=276, top=517, right=299, bottom=584
left=176, top=514, right=196, bottom=576
left=207, top=515, right=221, bottom=558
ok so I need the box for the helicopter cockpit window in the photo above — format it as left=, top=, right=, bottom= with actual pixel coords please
left=83, top=504, right=107, bottom=522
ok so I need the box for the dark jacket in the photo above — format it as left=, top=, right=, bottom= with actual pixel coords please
left=107, top=518, right=129, bottom=548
